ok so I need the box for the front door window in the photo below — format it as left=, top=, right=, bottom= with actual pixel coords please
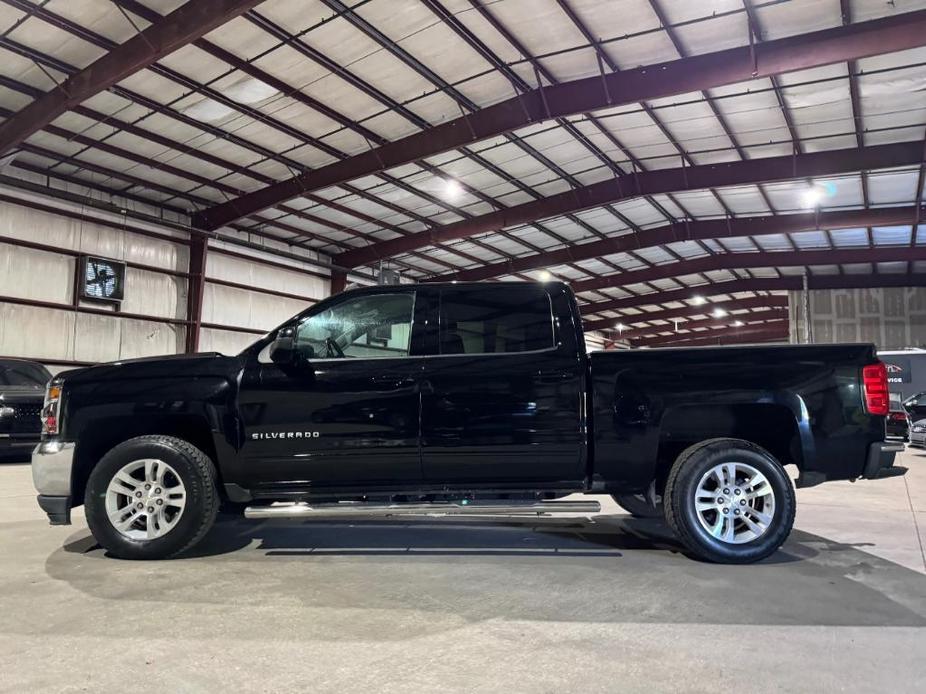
left=295, top=293, right=415, bottom=360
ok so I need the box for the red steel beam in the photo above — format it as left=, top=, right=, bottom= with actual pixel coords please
left=579, top=273, right=926, bottom=315
left=572, top=247, right=926, bottom=294
left=0, top=0, right=264, bottom=156
left=583, top=295, right=789, bottom=332
left=335, top=141, right=924, bottom=268
left=192, top=10, right=926, bottom=231
left=633, top=321, right=790, bottom=347
left=185, top=235, right=208, bottom=354
left=431, top=207, right=920, bottom=282
left=618, top=308, right=788, bottom=341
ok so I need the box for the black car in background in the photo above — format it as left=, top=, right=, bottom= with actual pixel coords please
left=887, top=393, right=910, bottom=442
left=0, top=359, right=51, bottom=460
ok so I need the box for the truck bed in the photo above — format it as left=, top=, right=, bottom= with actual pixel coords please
left=589, top=343, right=882, bottom=490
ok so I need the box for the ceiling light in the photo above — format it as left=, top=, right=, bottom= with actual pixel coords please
left=800, top=181, right=836, bottom=209
left=801, top=186, right=823, bottom=208
left=537, top=270, right=552, bottom=282
left=182, top=98, right=234, bottom=122
left=443, top=178, right=463, bottom=200
left=712, top=308, right=728, bottom=318
left=225, top=77, right=278, bottom=105
left=732, top=320, right=745, bottom=327
left=615, top=323, right=627, bottom=332
left=691, top=295, right=707, bottom=306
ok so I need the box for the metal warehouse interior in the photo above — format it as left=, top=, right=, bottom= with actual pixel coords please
left=1, top=0, right=925, bottom=691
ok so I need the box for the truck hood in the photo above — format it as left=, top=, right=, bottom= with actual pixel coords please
left=57, top=352, right=244, bottom=385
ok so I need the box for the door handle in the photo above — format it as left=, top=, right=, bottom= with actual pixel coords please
left=536, top=369, right=572, bottom=382
left=370, top=375, right=416, bottom=388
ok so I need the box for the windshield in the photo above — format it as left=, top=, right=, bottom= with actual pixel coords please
left=0, top=360, right=51, bottom=387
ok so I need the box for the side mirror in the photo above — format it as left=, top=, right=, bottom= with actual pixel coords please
left=269, top=326, right=296, bottom=365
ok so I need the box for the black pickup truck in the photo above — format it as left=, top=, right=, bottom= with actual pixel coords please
left=32, top=281, right=903, bottom=563
left=1, top=358, right=50, bottom=460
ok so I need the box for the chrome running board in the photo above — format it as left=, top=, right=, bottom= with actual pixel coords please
left=244, top=499, right=600, bottom=520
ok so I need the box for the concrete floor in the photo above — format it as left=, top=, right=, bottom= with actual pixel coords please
left=1, top=450, right=925, bottom=693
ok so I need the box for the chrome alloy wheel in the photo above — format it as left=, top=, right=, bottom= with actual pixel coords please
left=694, top=462, right=776, bottom=545
left=104, top=459, right=187, bottom=540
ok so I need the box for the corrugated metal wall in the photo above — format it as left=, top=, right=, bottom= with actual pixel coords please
left=789, top=287, right=926, bottom=349
left=0, top=190, right=331, bottom=370
left=201, top=241, right=328, bottom=354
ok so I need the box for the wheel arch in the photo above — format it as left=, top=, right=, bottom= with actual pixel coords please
left=653, top=402, right=806, bottom=492
left=71, top=414, right=220, bottom=507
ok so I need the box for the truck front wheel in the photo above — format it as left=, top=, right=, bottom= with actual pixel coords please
left=84, top=435, right=219, bottom=560
left=663, top=438, right=795, bottom=564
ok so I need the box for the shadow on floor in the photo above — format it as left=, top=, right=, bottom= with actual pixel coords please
left=45, top=513, right=926, bottom=632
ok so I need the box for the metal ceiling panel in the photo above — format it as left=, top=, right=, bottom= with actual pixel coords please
left=806, top=264, right=840, bottom=275
left=12, top=12, right=105, bottom=66
left=0, top=1, right=23, bottom=33
left=542, top=46, right=601, bottom=83
left=671, top=10, right=748, bottom=55
left=0, top=45, right=55, bottom=87
left=710, top=90, right=790, bottom=152
left=790, top=230, right=831, bottom=249
left=829, top=227, right=870, bottom=246
left=602, top=26, right=678, bottom=68
left=712, top=186, right=771, bottom=215
left=203, top=15, right=282, bottom=60
left=748, top=267, right=782, bottom=278
left=665, top=240, right=709, bottom=258
left=751, top=0, right=842, bottom=40
left=842, top=262, right=875, bottom=274
left=877, top=261, right=910, bottom=272
left=717, top=236, right=758, bottom=252
left=868, top=168, right=919, bottom=204
left=872, top=225, right=914, bottom=245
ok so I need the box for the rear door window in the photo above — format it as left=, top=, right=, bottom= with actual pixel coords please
left=438, top=285, right=555, bottom=355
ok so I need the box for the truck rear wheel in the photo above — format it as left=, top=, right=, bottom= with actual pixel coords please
left=663, top=438, right=795, bottom=564
left=84, top=435, right=219, bottom=560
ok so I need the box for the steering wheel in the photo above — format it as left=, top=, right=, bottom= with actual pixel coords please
left=325, top=337, right=345, bottom=358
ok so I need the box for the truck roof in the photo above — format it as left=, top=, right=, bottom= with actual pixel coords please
left=346, top=280, right=565, bottom=291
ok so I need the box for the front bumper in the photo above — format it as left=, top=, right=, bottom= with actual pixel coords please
left=862, top=441, right=906, bottom=480
left=31, top=440, right=75, bottom=525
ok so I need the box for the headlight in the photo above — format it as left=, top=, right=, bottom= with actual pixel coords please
left=914, top=425, right=926, bottom=433
left=41, top=380, right=63, bottom=435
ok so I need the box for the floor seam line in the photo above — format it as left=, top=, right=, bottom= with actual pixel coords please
left=902, top=474, right=926, bottom=572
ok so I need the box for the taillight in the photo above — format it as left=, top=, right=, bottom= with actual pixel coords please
left=41, top=382, right=62, bottom=435
left=862, top=362, right=889, bottom=416
left=889, top=412, right=908, bottom=422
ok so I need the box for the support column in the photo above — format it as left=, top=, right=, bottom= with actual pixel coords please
left=185, top=235, right=208, bottom=353
left=330, top=269, right=347, bottom=296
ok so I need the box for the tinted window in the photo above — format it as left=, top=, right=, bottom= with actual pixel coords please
left=0, top=360, right=51, bottom=387
left=295, top=293, right=415, bottom=359
left=439, top=286, right=554, bottom=355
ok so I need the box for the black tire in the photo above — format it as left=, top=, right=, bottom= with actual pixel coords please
left=663, top=438, right=795, bottom=564
left=612, top=493, right=663, bottom=519
left=84, top=435, right=219, bottom=560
